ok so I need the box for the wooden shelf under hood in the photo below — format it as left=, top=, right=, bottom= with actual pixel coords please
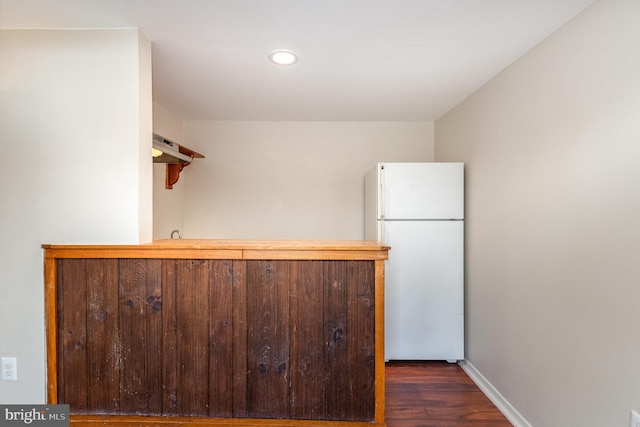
left=153, top=134, right=204, bottom=189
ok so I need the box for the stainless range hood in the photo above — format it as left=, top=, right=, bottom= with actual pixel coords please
left=152, top=133, right=205, bottom=189
left=152, top=133, right=193, bottom=164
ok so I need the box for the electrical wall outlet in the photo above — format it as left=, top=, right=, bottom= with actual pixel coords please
left=631, top=409, right=640, bottom=427
left=1, top=357, right=17, bottom=381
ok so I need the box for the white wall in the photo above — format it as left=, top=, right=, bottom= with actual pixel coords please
left=152, top=102, right=187, bottom=239
left=137, top=34, right=153, bottom=243
left=0, top=29, right=152, bottom=403
left=435, top=0, right=640, bottom=425
left=183, top=121, right=434, bottom=240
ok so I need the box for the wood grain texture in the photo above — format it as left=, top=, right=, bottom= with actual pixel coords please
left=208, top=260, right=234, bottom=417
left=65, top=415, right=385, bottom=426
left=46, top=241, right=389, bottom=427
left=385, top=362, right=511, bottom=427
left=118, top=259, right=163, bottom=415
left=175, top=259, right=210, bottom=416
left=246, top=261, right=291, bottom=419
left=374, top=260, right=387, bottom=424
left=86, top=259, right=119, bottom=412
left=323, top=261, right=349, bottom=420
left=231, top=260, right=248, bottom=418
left=289, top=261, right=324, bottom=420
left=65, top=362, right=510, bottom=427
left=346, top=261, right=375, bottom=421
left=58, top=259, right=89, bottom=411
left=43, top=239, right=389, bottom=261
left=44, top=258, right=58, bottom=404
left=161, top=260, right=179, bottom=414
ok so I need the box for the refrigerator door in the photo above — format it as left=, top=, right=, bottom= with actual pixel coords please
left=384, top=220, right=464, bottom=361
left=382, top=162, right=463, bottom=220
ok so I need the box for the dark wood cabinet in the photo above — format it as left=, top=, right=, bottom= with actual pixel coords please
left=44, top=240, right=389, bottom=427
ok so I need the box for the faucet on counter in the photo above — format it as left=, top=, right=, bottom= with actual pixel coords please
left=171, top=229, right=182, bottom=239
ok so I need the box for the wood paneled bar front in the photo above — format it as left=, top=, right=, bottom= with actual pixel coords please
left=43, top=240, right=390, bottom=427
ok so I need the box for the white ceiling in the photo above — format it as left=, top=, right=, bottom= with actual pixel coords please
left=0, top=0, right=594, bottom=121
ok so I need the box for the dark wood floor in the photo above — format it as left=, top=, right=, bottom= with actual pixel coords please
left=385, top=362, right=512, bottom=427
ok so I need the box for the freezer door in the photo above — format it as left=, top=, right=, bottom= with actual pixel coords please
left=382, top=162, right=463, bottom=220
left=384, top=220, right=464, bottom=361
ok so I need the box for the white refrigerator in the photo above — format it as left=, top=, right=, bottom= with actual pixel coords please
left=364, top=162, right=464, bottom=361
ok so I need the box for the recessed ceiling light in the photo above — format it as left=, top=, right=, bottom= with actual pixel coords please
left=269, top=50, right=298, bottom=66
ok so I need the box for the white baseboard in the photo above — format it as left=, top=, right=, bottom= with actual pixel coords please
left=458, top=360, right=532, bottom=427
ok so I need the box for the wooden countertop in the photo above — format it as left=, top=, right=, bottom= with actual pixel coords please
left=43, top=239, right=390, bottom=260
